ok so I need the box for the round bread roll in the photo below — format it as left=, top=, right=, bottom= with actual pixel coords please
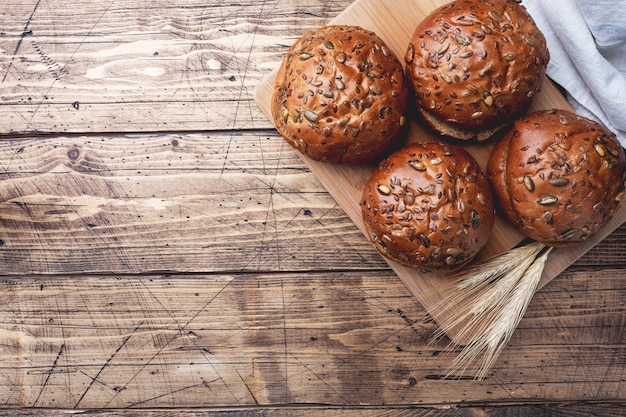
left=487, top=109, right=626, bottom=247
left=271, top=25, right=408, bottom=164
left=361, top=142, right=495, bottom=272
left=405, top=0, right=549, bottom=141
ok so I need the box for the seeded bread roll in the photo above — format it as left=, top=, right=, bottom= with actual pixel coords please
left=361, top=142, right=495, bottom=272
left=405, top=0, right=549, bottom=141
left=271, top=25, right=408, bottom=164
left=487, top=109, right=626, bottom=247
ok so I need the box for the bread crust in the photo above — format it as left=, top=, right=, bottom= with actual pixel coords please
left=272, top=25, right=408, bottom=164
left=405, top=0, right=549, bottom=141
left=487, top=109, right=626, bottom=247
left=361, top=142, right=495, bottom=272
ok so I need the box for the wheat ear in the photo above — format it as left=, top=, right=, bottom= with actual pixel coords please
left=430, top=242, right=551, bottom=379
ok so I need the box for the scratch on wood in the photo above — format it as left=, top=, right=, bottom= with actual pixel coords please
left=288, top=353, right=351, bottom=404
left=102, top=278, right=240, bottom=408
left=1, top=0, right=41, bottom=84
left=236, top=369, right=259, bottom=406
left=73, top=322, right=143, bottom=408
left=31, top=40, right=68, bottom=80
left=25, top=0, right=115, bottom=130
left=32, top=343, right=65, bottom=406
left=126, top=381, right=208, bottom=408
left=280, top=275, right=289, bottom=401
left=215, top=0, right=276, bottom=174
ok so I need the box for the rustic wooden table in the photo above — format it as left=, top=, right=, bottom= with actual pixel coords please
left=0, top=1, right=624, bottom=415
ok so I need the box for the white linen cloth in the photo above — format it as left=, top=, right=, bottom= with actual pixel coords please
left=522, top=0, right=626, bottom=146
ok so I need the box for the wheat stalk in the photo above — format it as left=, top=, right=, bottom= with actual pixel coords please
left=430, top=242, right=552, bottom=379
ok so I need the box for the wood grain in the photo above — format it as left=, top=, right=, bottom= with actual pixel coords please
left=1, top=268, right=625, bottom=409
left=0, top=131, right=387, bottom=274
left=3, top=405, right=626, bottom=416
left=253, top=0, right=626, bottom=342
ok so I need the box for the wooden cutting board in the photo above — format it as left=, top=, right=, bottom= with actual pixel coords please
left=254, top=0, right=626, bottom=342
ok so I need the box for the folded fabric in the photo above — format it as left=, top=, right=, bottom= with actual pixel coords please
left=523, top=0, right=626, bottom=147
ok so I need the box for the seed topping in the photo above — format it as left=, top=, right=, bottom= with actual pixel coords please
left=566, top=205, right=582, bottom=213
left=441, top=72, right=453, bottom=84
left=455, top=34, right=471, bottom=46
left=302, top=110, right=319, bottom=123
left=537, top=195, right=559, bottom=206
left=369, top=84, right=382, bottom=95
left=405, top=43, right=415, bottom=64
left=502, top=52, right=517, bottom=61
left=483, top=92, right=494, bottom=107
left=523, top=175, right=535, bottom=192
left=376, top=184, right=391, bottom=196
left=594, top=143, right=606, bottom=157
left=478, top=63, right=492, bottom=77
left=549, top=177, right=569, bottom=187
left=409, top=160, right=427, bottom=171
left=470, top=210, right=480, bottom=229
left=488, top=10, right=503, bottom=22
left=542, top=211, right=554, bottom=224
left=337, top=115, right=351, bottom=126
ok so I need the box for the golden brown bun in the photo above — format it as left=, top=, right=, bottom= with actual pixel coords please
left=487, top=109, right=626, bottom=247
left=271, top=25, right=408, bottom=164
left=405, top=0, right=549, bottom=141
left=361, top=142, right=495, bottom=272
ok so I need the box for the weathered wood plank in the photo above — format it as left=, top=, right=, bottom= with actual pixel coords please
left=2, top=405, right=626, bottom=416
left=0, top=130, right=624, bottom=275
left=0, top=0, right=351, bottom=135
left=0, top=268, right=624, bottom=409
left=0, top=131, right=387, bottom=274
